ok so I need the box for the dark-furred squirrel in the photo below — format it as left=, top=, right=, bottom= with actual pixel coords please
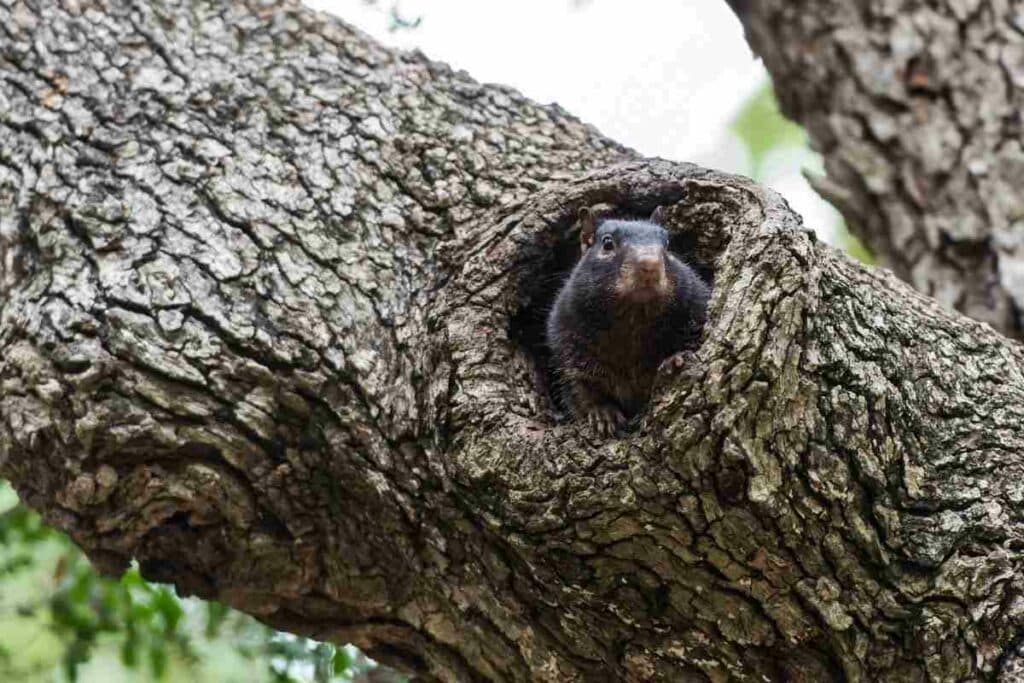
left=546, top=207, right=711, bottom=435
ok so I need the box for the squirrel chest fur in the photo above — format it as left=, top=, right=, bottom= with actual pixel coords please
left=546, top=209, right=710, bottom=434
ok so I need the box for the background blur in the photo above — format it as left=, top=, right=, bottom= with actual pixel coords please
left=303, top=0, right=860, bottom=251
left=0, top=2, right=865, bottom=682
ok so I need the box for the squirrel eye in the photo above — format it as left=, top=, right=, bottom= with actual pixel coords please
left=601, top=236, right=615, bottom=251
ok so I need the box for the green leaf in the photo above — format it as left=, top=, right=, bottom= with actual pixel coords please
left=152, top=588, right=184, bottom=633
left=730, top=83, right=806, bottom=179
left=149, top=642, right=168, bottom=679
left=120, top=624, right=139, bottom=669
left=835, top=221, right=874, bottom=264
left=333, top=646, right=353, bottom=674
left=204, top=601, right=230, bottom=638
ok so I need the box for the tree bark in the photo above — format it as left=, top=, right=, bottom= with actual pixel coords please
left=728, top=0, right=1024, bottom=339
left=3, top=1, right=1024, bottom=681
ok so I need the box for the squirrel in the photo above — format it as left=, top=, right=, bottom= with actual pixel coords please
left=546, top=206, right=711, bottom=435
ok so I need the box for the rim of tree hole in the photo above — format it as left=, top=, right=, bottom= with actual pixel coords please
left=433, top=159, right=802, bottom=451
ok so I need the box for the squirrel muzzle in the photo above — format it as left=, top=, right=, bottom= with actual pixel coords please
left=617, top=245, right=669, bottom=302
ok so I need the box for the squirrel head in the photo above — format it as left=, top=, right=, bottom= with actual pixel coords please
left=576, top=208, right=673, bottom=305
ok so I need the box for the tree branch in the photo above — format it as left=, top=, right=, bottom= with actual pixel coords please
left=731, top=0, right=1024, bottom=339
left=3, top=1, right=1024, bottom=680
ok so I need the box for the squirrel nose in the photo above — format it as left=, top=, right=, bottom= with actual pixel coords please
left=632, top=248, right=665, bottom=284
left=636, top=257, right=662, bottom=277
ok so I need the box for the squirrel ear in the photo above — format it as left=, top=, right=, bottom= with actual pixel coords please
left=578, top=207, right=597, bottom=252
left=650, top=205, right=666, bottom=223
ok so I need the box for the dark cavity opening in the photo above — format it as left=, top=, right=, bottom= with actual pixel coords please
left=507, top=197, right=726, bottom=421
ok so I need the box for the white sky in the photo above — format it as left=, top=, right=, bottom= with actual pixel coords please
left=304, top=0, right=842, bottom=243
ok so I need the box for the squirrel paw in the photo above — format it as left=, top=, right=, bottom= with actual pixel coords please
left=585, top=404, right=627, bottom=437
left=658, top=350, right=696, bottom=376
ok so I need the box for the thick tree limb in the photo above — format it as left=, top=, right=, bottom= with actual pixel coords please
left=731, top=0, right=1024, bottom=339
left=4, top=1, right=1024, bottom=681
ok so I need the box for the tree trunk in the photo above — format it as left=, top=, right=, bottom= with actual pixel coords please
left=3, top=1, right=1024, bottom=681
left=728, top=0, right=1024, bottom=339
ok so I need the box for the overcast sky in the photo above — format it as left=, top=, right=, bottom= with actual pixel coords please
left=305, top=0, right=842, bottom=243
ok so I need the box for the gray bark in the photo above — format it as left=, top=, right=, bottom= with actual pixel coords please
left=3, top=1, right=1024, bottom=681
left=729, top=0, right=1024, bottom=338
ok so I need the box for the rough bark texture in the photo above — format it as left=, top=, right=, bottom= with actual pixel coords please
left=730, top=0, right=1024, bottom=338
left=4, top=1, right=1024, bottom=681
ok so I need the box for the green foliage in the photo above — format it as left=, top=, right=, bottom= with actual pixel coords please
left=0, top=481, right=394, bottom=682
left=839, top=231, right=873, bottom=264
left=730, top=83, right=807, bottom=179
left=730, top=81, right=874, bottom=264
